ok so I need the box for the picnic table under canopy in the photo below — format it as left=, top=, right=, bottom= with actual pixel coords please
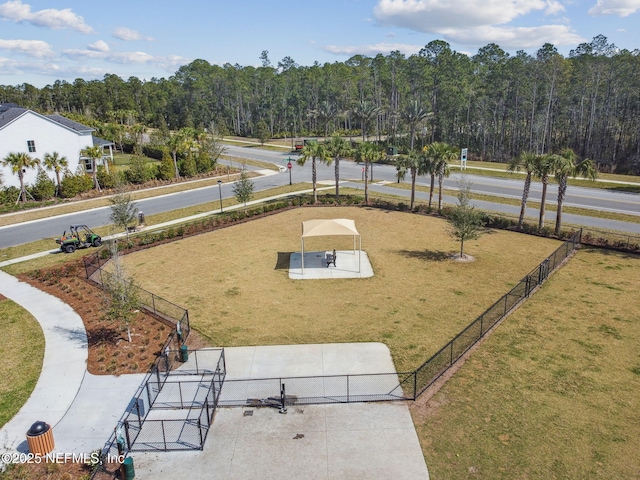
left=301, top=219, right=362, bottom=272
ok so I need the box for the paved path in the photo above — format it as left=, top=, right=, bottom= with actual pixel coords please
left=0, top=270, right=88, bottom=453
left=0, top=271, right=145, bottom=456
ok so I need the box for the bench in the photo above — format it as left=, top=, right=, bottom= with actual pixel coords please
left=326, top=250, right=336, bottom=267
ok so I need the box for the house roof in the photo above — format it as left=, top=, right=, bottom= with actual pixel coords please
left=47, top=113, right=94, bottom=133
left=0, top=107, right=28, bottom=129
left=93, top=136, right=114, bottom=147
left=0, top=107, right=94, bottom=134
left=0, top=103, right=21, bottom=114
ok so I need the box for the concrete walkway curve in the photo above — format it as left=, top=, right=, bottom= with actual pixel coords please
left=0, top=270, right=88, bottom=453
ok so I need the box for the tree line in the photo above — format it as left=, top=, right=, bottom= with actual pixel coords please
left=1, top=35, right=638, bottom=174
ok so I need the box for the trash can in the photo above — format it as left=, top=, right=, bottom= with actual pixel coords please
left=26, top=421, right=55, bottom=455
left=180, top=345, right=189, bottom=362
left=122, top=456, right=135, bottom=479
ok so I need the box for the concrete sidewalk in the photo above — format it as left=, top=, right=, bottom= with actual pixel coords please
left=0, top=270, right=88, bottom=453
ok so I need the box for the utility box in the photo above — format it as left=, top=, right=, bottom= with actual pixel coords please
left=386, top=146, right=398, bottom=156
left=26, top=421, right=55, bottom=455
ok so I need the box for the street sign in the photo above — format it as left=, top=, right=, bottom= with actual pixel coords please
left=461, top=148, right=468, bottom=170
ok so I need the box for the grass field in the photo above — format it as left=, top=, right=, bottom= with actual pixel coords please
left=119, top=206, right=560, bottom=372
left=413, top=246, right=640, bottom=478
left=0, top=298, right=44, bottom=429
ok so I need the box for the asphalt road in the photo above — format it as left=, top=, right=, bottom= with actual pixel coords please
left=0, top=144, right=638, bottom=249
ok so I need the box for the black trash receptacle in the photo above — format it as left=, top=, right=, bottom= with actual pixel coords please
left=180, top=345, right=188, bottom=362
left=122, top=456, right=135, bottom=479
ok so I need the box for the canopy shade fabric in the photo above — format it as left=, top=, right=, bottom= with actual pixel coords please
left=301, top=219, right=360, bottom=238
left=300, top=219, right=362, bottom=273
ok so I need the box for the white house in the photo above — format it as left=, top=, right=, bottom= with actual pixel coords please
left=0, top=103, right=113, bottom=189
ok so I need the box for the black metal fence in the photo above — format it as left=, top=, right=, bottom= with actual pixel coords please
left=96, top=348, right=225, bottom=465
left=219, top=371, right=416, bottom=407
left=581, top=227, right=640, bottom=252
left=83, top=249, right=191, bottom=343
left=411, top=228, right=582, bottom=397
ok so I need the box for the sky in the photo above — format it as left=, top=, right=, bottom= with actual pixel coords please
left=1, top=0, right=639, bottom=87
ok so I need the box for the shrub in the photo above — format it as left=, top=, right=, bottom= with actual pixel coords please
left=60, top=170, right=93, bottom=198
left=125, top=155, right=153, bottom=184
left=29, top=167, right=56, bottom=201
left=97, top=166, right=122, bottom=189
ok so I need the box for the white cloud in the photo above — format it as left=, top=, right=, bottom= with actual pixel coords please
left=62, top=48, right=189, bottom=70
left=0, top=56, right=61, bottom=75
left=113, top=26, right=153, bottom=41
left=88, top=40, right=109, bottom=52
left=324, top=42, right=422, bottom=56
left=0, top=0, right=94, bottom=34
left=588, top=0, right=640, bottom=17
left=442, top=24, right=584, bottom=49
left=63, top=48, right=154, bottom=64
left=374, top=0, right=564, bottom=30
left=372, top=0, right=579, bottom=48
left=0, top=38, right=54, bottom=57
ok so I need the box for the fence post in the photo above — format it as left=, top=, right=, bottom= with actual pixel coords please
left=504, top=294, right=509, bottom=315
left=161, top=420, right=167, bottom=451
left=450, top=341, right=454, bottom=366
left=124, top=420, right=132, bottom=450
left=135, top=400, right=142, bottom=429
left=413, top=372, right=417, bottom=400
left=179, top=382, right=183, bottom=408
left=198, top=418, right=204, bottom=448
left=347, top=375, right=350, bottom=402
left=152, top=294, right=156, bottom=315
left=480, top=314, right=484, bottom=336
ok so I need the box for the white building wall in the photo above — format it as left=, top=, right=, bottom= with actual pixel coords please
left=0, top=112, right=93, bottom=188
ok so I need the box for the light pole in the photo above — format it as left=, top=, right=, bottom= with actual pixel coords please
left=217, top=180, right=223, bottom=212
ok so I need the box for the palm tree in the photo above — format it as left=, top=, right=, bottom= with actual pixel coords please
left=401, top=100, right=433, bottom=151
left=429, top=142, right=457, bottom=210
left=351, top=100, right=382, bottom=142
left=130, top=123, right=146, bottom=155
left=1, top=152, right=40, bottom=202
left=80, top=145, right=104, bottom=191
left=43, top=152, right=68, bottom=197
left=422, top=145, right=438, bottom=209
left=395, top=150, right=422, bottom=210
left=165, top=133, right=184, bottom=179
left=310, top=101, right=339, bottom=140
left=355, top=142, right=384, bottom=206
left=507, top=151, right=538, bottom=230
left=297, top=141, right=331, bottom=203
left=534, top=154, right=553, bottom=230
left=326, top=135, right=352, bottom=199
left=551, top=148, right=597, bottom=236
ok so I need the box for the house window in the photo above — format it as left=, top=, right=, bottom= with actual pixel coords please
left=27, top=140, right=36, bottom=153
left=83, top=158, right=94, bottom=172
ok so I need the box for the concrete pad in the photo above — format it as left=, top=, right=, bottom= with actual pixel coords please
left=52, top=373, right=146, bottom=453
left=132, top=343, right=429, bottom=479
left=133, top=403, right=429, bottom=480
left=0, top=271, right=88, bottom=453
left=289, top=250, right=374, bottom=279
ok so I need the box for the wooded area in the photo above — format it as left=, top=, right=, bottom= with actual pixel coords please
left=2, top=35, right=638, bottom=174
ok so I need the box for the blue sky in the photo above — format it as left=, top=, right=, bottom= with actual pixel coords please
left=1, top=0, right=639, bottom=87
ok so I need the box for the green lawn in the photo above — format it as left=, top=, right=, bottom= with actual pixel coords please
left=120, top=207, right=560, bottom=372
left=414, top=247, right=640, bottom=478
left=0, top=298, right=45, bottom=428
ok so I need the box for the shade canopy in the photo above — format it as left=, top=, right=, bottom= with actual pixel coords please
left=301, top=219, right=360, bottom=238
left=300, top=219, right=361, bottom=273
